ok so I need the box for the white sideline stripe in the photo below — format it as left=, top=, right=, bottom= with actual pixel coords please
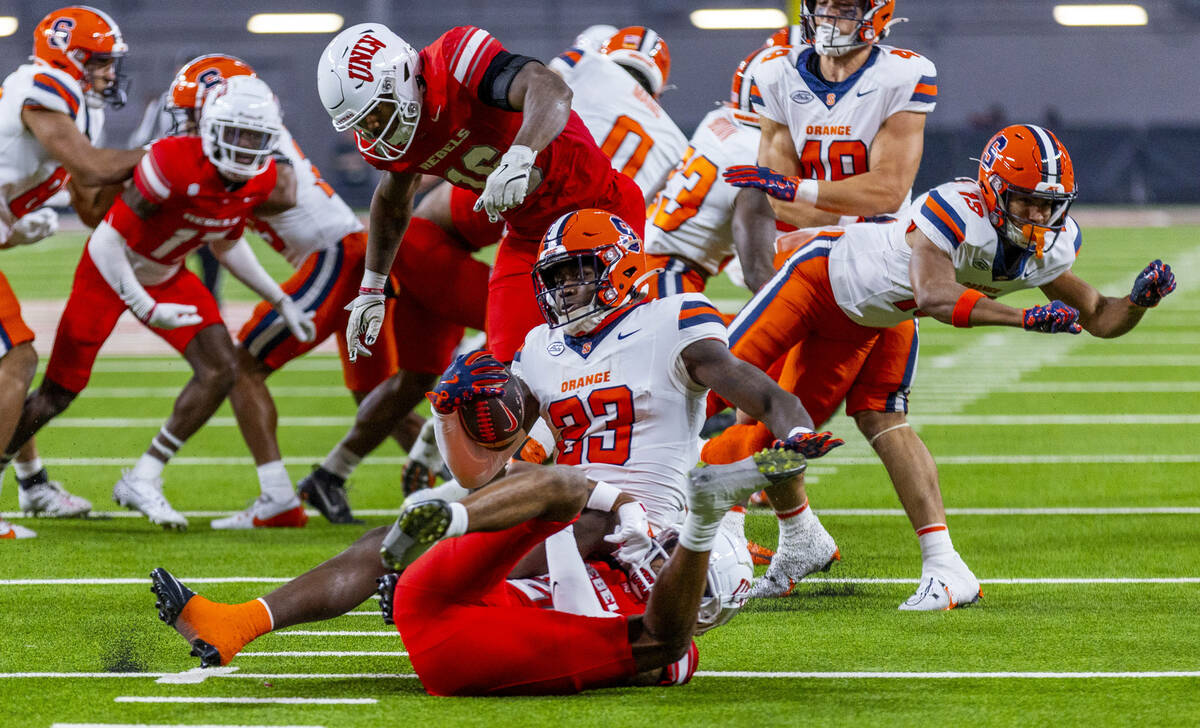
left=82, top=386, right=350, bottom=398
left=799, top=577, right=1200, bottom=585
left=82, top=358, right=344, bottom=373
left=0, top=671, right=414, bottom=679
left=114, top=697, right=376, bottom=705
left=53, top=417, right=351, bottom=428
left=696, top=671, right=1200, bottom=679
left=278, top=630, right=398, bottom=637
left=34, top=457, right=415, bottom=467
left=53, top=724, right=326, bottom=728
left=3, top=576, right=1197, bottom=587
left=958, top=381, right=1200, bottom=393
left=237, top=657, right=408, bottom=662
left=1035, top=355, right=1200, bottom=367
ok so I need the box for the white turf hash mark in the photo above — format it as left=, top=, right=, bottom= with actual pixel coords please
left=53, top=724, right=328, bottom=728
left=113, top=696, right=376, bottom=705
left=11, top=670, right=1200, bottom=681
left=3, top=577, right=1198, bottom=587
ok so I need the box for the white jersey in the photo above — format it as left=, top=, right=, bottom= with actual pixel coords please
left=250, top=126, right=362, bottom=268
left=754, top=44, right=937, bottom=214
left=549, top=47, right=687, bottom=205
left=828, top=179, right=1082, bottom=328
left=644, top=106, right=761, bottom=277
left=512, top=293, right=728, bottom=529
left=0, top=63, right=103, bottom=229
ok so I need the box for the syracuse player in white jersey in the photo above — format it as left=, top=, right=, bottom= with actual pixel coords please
left=0, top=6, right=147, bottom=534
left=644, top=45, right=785, bottom=296
left=549, top=26, right=687, bottom=205
left=707, top=125, right=1177, bottom=609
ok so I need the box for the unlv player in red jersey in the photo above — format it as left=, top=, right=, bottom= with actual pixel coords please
left=5, top=76, right=314, bottom=529
left=317, top=22, right=646, bottom=365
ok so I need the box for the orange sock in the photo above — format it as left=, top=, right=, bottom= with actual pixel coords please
left=700, top=422, right=775, bottom=465
left=175, top=595, right=273, bottom=665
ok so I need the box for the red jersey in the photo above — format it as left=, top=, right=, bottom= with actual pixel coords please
left=365, top=26, right=617, bottom=242
left=106, top=135, right=276, bottom=266
left=506, top=559, right=648, bottom=617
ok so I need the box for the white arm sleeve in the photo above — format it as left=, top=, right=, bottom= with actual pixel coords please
left=87, top=221, right=156, bottom=321
left=210, top=237, right=286, bottom=304
left=433, top=409, right=525, bottom=489
left=545, top=526, right=613, bottom=617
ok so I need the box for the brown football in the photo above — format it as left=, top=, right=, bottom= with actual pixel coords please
left=457, top=376, right=526, bottom=450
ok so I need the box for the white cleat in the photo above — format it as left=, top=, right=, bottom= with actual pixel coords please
left=688, top=449, right=808, bottom=523
left=210, top=494, right=308, bottom=530
left=112, top=471, right=188, bottom=530
left=18, top=480, right=92, bottom=518
left=898, top=556, right=982, bottom=611
left=0, top=518, right=36, bottom=539
left=748, top=514, right=840, bottom=598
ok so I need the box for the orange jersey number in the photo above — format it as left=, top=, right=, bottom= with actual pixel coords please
left=292, top=140, right=335, bottom=199
left=798, top=139, right=869, bottom=181
left=648, top=145, right=719, bottom=232
left=547, top=385, right=635, bottom=466
left=601, top=115, right=654, bottom=178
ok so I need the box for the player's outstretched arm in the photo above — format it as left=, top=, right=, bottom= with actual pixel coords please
left=1040, top=262, right=1174, bottom=338
left=22, top=107, right=144, bottom=187
left=682, top=338, right=812, bottom=439
left=731, top=186, right=780, bottom=292
left=908, top=227, right=1022, bottom=328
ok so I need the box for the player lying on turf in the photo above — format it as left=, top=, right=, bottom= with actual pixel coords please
left=152, top=452, right=794, bottom=694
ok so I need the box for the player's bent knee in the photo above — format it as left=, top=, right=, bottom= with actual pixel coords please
left=0, top=341, right=38, bottom=385
left=536, top=465, right=590, bottom=517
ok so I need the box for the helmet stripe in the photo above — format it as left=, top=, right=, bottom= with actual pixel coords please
left=1025, top=124, right=1057, bottom=183
left=640, top=28, right=658, bottom=54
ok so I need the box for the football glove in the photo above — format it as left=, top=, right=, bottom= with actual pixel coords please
left=773, top=427, right=844, bottom=459
left=141, top=302, right=203, bottom=330
left=474, top=145, right=536, bottom=223
left=603, top=501, right=654, bottom=566
left=1022, top=300, right=1082, bottom=334
left=274, top=295, right=316, bottom=343
left=344, top=288, right=387, bottom=362
left=723, top=165, right=816, bottom=203
left=425, top=349, right=509, bottom=415
left=5, top=207, right=59, bottom=248
left=1129, top=259, right=1176, bottom=308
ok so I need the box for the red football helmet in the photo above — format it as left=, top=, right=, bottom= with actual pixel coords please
left=799, top=1, right=903, bottom=57
left=32, top=5, right=127, bottom=106
left=165, top=54, right=257, bottom=134
left=600, top=26, right=671, bottom=97
left=533, top=209, right=651, bottom=336
left=977, top=124, right=1078, bottom=259
left=730, top=45, right=789, bottom=125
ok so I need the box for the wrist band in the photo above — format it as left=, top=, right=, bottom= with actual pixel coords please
left=787, top=426, right=814, bottom=439
left=360, top=269, right=388, bottom=291
left=796, top=179, right=819, bottom=206
left=952, top=289, right=986, bottom=328
left=586, top=481, right=622, bottom=512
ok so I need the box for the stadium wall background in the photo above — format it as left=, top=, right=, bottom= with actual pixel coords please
left=2, top=0, right=1196, bottom=206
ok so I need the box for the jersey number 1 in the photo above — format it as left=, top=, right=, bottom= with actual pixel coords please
left=547, top=385, right=634, bottom=466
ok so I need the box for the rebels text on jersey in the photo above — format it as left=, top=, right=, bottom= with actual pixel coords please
left=508, top=560, right=647, bottom=616
left=549, top=47, right=687, bottom=204
left=754, top=44, right=936, bottom=208
left=105, top=135, right=276, bottom=281
left=828, top=179, right=1082, bottom=328
left=512, top=293, right=727, bottom=527
left=363, top=26, right=616, bottom=242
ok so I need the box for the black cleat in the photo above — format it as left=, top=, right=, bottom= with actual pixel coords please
left=400, top=460, right=435, bottom=496
left=377, top=573, right=399, bottom=626
left=150, top=567, right=224, bottom=669
left=297, top=466, right=362, bottom=524
left=379, top=498, right=452, bottom=572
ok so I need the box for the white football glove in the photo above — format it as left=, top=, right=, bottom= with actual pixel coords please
left=474, top=144, right=536, bottom=223
left=344, top=290, right=386, bottom=362
left=142, top=302, right=202, bottom=330
left=604, top=501, right=654, bottom=566
left=7, top=207, right=59, bottom=247
left=274, top=295, right=316, bottom=343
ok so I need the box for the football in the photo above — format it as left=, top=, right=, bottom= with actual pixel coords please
left=457, top=375, right=526, bottom=450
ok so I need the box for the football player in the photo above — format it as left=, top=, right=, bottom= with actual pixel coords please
left=317, top=22, right=646, bottom=366
left=0, top=6, right=147, bottom=527
left=704, top=125, right=1177, bottom=609
left=548, top=26, right=688, bottom=205
left=4, top=76, right=313, bottom=530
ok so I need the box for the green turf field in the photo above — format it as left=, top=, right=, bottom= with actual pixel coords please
left=1, top=225, right=1198, bottom=726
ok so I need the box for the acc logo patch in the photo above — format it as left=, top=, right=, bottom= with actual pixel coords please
left=48, top=17, right=75, bottom=49
left=790, top=90, right=814, bottom=104
left=547, top=341, right=565, bottom=356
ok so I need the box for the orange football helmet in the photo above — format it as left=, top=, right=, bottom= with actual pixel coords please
left=730, top=45, right=789, bottom=125
left=600, top=26, right=670, bottom=97
left=977, top=124, right=1077, bottom=259
left=533, top=209, right=651, bottom=336
left=166, top=54, right=257, bottom=134
left=765, top=24, right=803, bottom=48
left=32, top=5, right=127, bottom=106
left=799, top=1, right=903, bottom=57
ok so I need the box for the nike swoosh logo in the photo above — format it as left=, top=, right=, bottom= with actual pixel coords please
left=856, top=88, right=877, bottom=97
left=617, top=330, right=641, bottom=340
left=498, top=401, right=520, bottom=431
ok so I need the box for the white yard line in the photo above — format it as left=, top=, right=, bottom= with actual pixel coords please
left=695, top=670, right=1200, bottom=679
left=276, top=631, right=398, bottom=637
left=239, top=651, right=407, bottom=657
left=54, top=724, right=326, bottom=728
left=52, top=417, right=352, bottom=428
left=2, top=576, right=1196, bottom=586
left=79, top=386, right=350, bottom=398
left=114, top=697, right=376, bottom=705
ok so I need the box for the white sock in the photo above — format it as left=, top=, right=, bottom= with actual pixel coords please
left=777, top=499, right=818, bottom=542
left=428, top=479, right=470, bottom=503
left=131, top=453, right=166, bottom=482
left=256, top=461, right=293, bottom=501
left=14, top=457, right=43, bottom=479
left=445, top=501, right=469, bottom=539
left=322, top=444, right=361, bottom=480
left=917, top=523, right=955, bottom=562
left=679, top=510, right=721, bottom=552
left=720, top=505, right=747, bottom=538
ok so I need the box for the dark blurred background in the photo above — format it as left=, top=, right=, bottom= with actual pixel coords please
left=2, top=0, right=1198, bottom=206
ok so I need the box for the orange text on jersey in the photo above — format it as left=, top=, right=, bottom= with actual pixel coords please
left=560, top=370, right=612, bottom=393
left=805, top=124, right=853, bottom=136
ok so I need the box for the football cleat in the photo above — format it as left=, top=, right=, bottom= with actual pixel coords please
left=401, top=418, right=443, bottom=495
left=0, top=518, right=36, bottom=539
left=687, top=449, right=808, bottom=525
left=210, top=494, right=308, bottom=530
left=377, top=572, right=399, bottom=626
left=296, top=466, right=361, bottom=524
left=113, top=471, right=187, bottom=530
left=379, top=498, right=452, bottom=572
left=149, top=567, right=223, bottom=668
left=748, top=514, right=840, bottom=598
left=18, top=480, right=92, bottom=517
left=899, top=557, right=982, bottom=611
left=746, top=540, right=775, bottom=566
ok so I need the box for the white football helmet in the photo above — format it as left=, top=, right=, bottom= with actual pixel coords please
left=317, top=22, right=422, bottom=162
left=571, top=24, right=618, bottom=53
left=199, top=75, right=282, bottom=180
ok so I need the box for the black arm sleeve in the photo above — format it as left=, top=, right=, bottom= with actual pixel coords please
left=477, top=52, right=542, bottom=110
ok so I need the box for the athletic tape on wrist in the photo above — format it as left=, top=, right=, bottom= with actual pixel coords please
left=586, top=481, right=622, bottom=512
